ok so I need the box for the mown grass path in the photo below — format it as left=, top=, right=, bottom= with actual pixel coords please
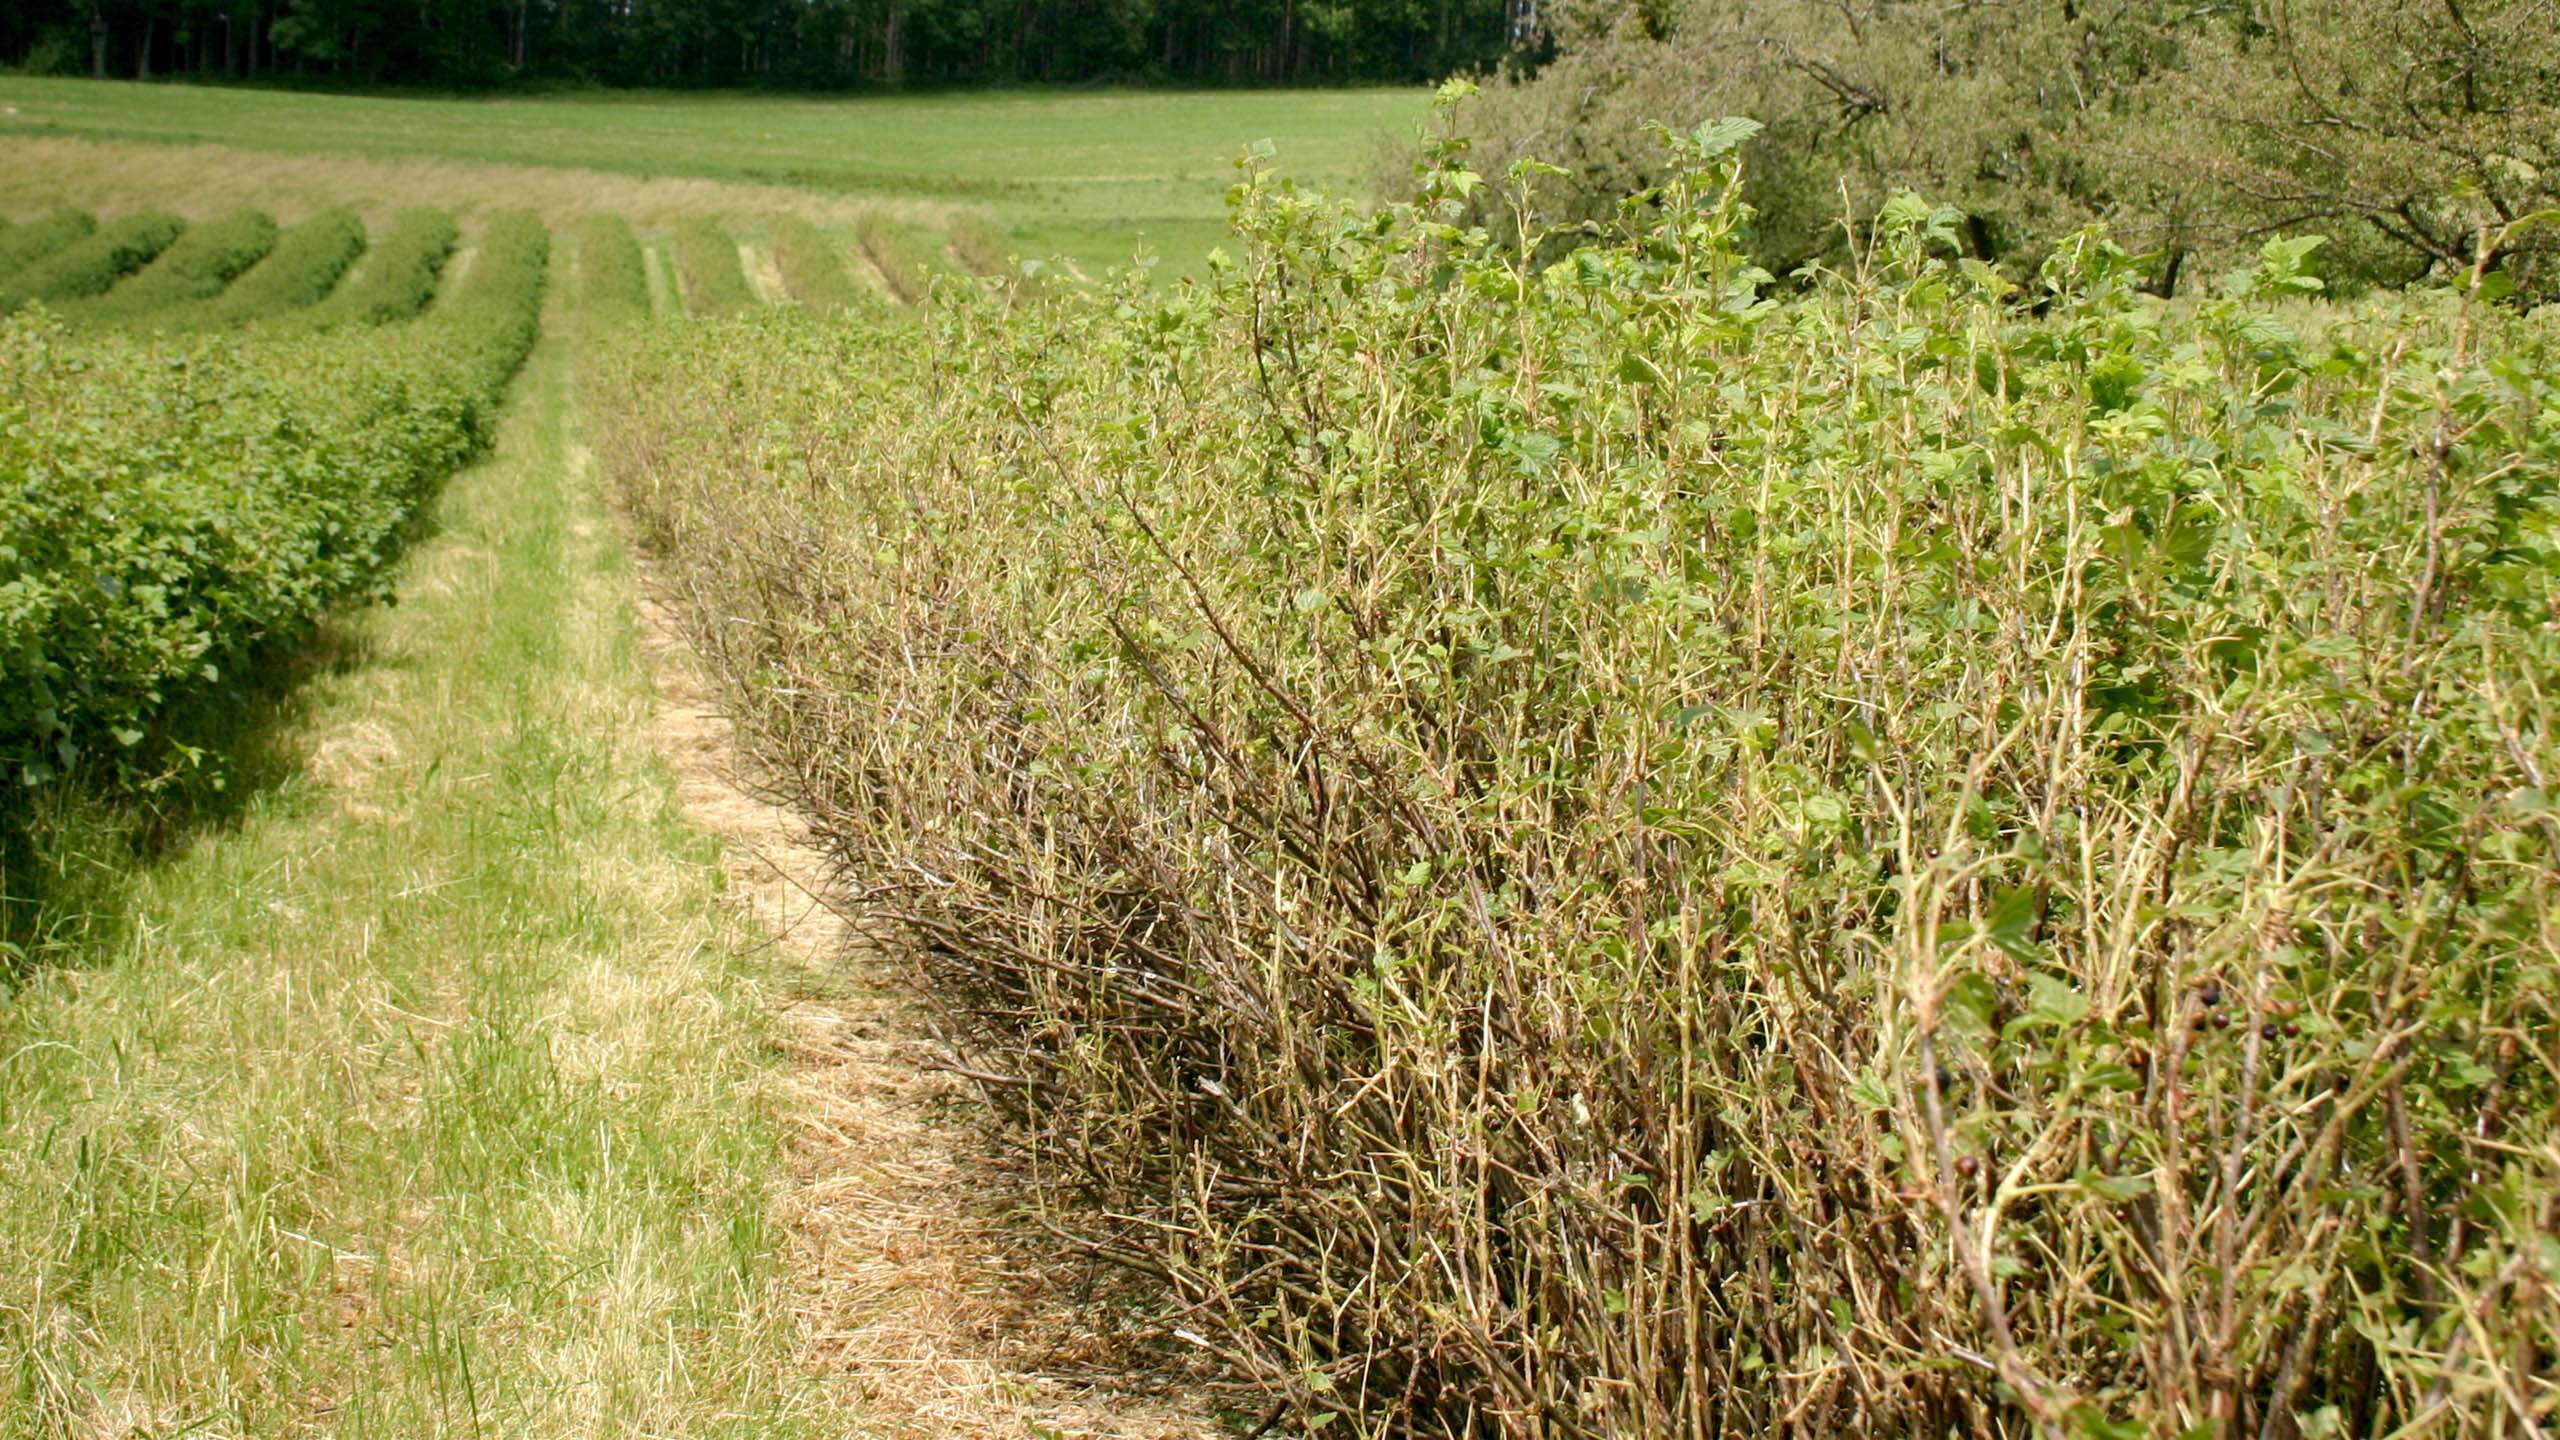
left=0, top=326, right=824, bottom=1436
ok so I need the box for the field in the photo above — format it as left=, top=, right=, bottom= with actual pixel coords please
left=0, top=78, right=1427, bottom=272
left=3, top=78, right=2557, bottom=1440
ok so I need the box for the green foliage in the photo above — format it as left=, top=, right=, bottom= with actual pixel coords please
left=766, top=216, right=866, bottom=313
left=943, top=213, right=1011, bottom=277
left=0, top=211, right=185, bottom=314
left=60, top=209, right=278, bottom=323
left=573, top=213, right=650, bottom=323
left=672, top=218, right=754, bottom=317
left=170, top=208, right=369, bottom=329
left=289, top=207, right=458, bottom=331
left=0, top=208, right=93, bottom=281
left=0, top=212, right=547, bottom=793
left=601, top=137, right=2560, bottom=1437
left=853, top=211, right=941, bottom=305
left=1435, top=0, right=2559, bottom=298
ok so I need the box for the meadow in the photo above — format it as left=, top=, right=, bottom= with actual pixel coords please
left=3, top=76, right=2556, bottom=1440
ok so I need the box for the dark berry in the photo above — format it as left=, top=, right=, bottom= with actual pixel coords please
left=2198, top=983, right=2222, bottom=1008
left=2212, top=1010, right=2232, bottom=1029
left=2283, top=1023, right=2299, bottom=1038
left=1934, top=1065, right=1955, bottom=1091
left=1954, top=1155, right=1980, bottom=1178
left=2262, top=1022, right=2281, bottom=1041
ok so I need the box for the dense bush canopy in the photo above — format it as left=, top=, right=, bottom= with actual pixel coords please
left=288, top=208, right=457, bottom=330
left=60, top=208, right=277, bottom=322
left=1430, top=0, right=2560, bottom=299
left=0, top=211, right=186, bottom=314
left=0, top=209, right=96, bottom=282
left=0, top=211, right=546, bottom=791
left=163, top=207, right=367, bottom=329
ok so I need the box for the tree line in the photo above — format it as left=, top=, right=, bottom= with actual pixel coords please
left=0, top=0, right=1536, bottom=86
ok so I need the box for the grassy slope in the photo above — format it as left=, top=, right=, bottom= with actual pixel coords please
left=0, top=323, right=821, bottom=1437
left=0, top=79, right=1425, bottom=271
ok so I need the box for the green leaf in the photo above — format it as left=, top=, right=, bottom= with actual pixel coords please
left=1985, top=885, right=2044, bottom=961
left=1687, top=117, right=1764, bottom=159
left=2024, top=973, right=2088, bottom=1029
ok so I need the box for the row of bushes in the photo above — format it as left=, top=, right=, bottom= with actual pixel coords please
left=0, top=209, right=94, bottom=281
left=673, top=217, right=754, bottom=317
left=60, top=209, right=278, bottom=323
left=288, top=208, right=458, bottom=331
left=573, top=214, right=650, bottom=323
left=595, top=131, right=2560, bottom=1436
left=854, top=212, right=938, bottom=304
left=767, top=216, right=866, bottom=314
left=0, top=210, right=548, bottom=792
left=168, top=209, right=369, bottom=331
left=0, top=212, right=185, bottom=315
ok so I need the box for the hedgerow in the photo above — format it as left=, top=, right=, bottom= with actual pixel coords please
left=944, top=212, right=1009, bottom=276
left=173, top=208, right=367, bottom=328
left=767, top=215, right=866, bottom=312
left=0, top=209, right=94, bottom=280
left=854, top=211, right=937, bottom=304
left=0, top=211, right=186, bottom=314
left=573, top=213, right=649, bottom=322
left=0, top=211, right=547, bottom=792
left=598, top=126, right=2560, bottom=1437
left=673, top=217, right=753, bottom=316
left=289, top=208, right=457, bottom=330
left=62, top=209, right=278, bottom=323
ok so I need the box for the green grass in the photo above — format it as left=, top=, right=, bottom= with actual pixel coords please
left=0, top=327, right=823, bottom=1438
left=0, top=79, right=1428, bottom=271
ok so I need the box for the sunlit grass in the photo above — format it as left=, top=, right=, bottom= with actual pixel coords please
left=0, top=328, right=821, bottom=1438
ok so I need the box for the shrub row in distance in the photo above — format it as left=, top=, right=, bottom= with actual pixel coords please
left=0, top=211, right=549, bottom=792
left=672, top=217, right=753, bottom=317
left=61, top=209, right=278, bottom=323
left=166, top=208, right=367, bottom=330
left=0, top=208, right=94, bottom=281
left=572, top=213, right=649, bottom=323
left=595, top=144, right=2560, bottom=1436
left=766, top=215, right=867, bottom=312
left=287, top=208, right=458, bottom=330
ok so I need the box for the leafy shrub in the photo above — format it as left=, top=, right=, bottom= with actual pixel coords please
left=854, top=211, right=939, bottom=304
left=0, top=211, right=186, bottom=314
left=599, top=131, right=2560, bottom=1437
left=573, top=213, right=649, bottom=323
left=767, top=215, right=865, bottom=312
left=62, top=209, right=278, bottom=323
left=172, top=208, right=367, bottom=328
left=673, top=217, right=754, bottom=316
left=0, top=212, right=547, bottom=792
left=289, top=208, right=457, bottom=330
left=0, top=209, right=93, bottom=281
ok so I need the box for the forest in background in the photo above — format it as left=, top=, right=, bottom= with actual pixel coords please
left=0, top=0, right=1530, bottom=87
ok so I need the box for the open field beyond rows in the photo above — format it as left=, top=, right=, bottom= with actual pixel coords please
left=0, top=78, right=1427, bottom=272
